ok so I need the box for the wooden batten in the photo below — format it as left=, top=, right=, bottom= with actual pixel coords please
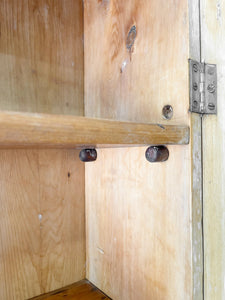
left=0, top=111, right=189, bottom=148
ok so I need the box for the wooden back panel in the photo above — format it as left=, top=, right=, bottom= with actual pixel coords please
left=0, top=0, right=84, bottom=115
left=0, top=150, right=85, bottom=300
left=84, top=0, right=189, bottom=124
left=0, top=1, right=86, bottom=299
left=84, top=1, right=193, bottom=299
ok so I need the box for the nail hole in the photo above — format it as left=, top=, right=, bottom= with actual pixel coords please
left=162, top=105, right=173, bottom=120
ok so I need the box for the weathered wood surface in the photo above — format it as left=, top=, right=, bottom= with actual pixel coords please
left=0, top=111, right=189, bottom=148
left=0, top=0, right=84, bottom=115
left=84, top=0, right=193, bottom=299
left=189, top=1, right=203, bottom=299
left=201, top=1, right=225, bottom=299
left=0, top=150, right=85, bottom=300
left=30, top=280, right=111, bottom=300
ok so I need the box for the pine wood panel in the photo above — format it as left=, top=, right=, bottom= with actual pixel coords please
left=0, top=150, right=85, bottom=300
left=84, top=0, right=195, bottom=299
left=201, top=1, right=225, bottom=299
left=0, top=0, right=84, bottom=115
left=84, top=0, right=190, bottom=124
left=0, top=150, right=41, bottom=300
left=0, top=111, right=189, bottom=148
left=30, top=280, right=111, bottom=300
left=86, top=147, right=192, bottom=300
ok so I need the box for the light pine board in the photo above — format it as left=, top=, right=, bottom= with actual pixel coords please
left=201, top=0, right=225, bottom=299
left=84, top=0, right=195, bottom=299
left=0, top=0, right=84, bottom=115
left=0, top=150, right=85, bottom=300
left=86, top=146, right=191, bottom=300
left=84, top=0, right=190, bottom=124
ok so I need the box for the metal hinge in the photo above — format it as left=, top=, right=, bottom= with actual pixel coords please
left=189, top=59, right=217, bottom=114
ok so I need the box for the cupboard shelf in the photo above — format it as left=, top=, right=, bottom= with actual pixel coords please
left=0, top=111, right=189, bottom=148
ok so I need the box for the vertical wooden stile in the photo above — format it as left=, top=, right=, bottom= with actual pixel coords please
left=189, top=1, right=204, bottom=299
left=201, top=0, right=225, bottom=299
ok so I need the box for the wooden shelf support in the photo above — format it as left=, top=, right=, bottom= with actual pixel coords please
left=0, top=111, right=189, bottom=148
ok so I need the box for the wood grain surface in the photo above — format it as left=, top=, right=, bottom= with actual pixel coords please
left=0, top=150, right=85, bottom=300
left=0, top=0, right=84, bottom=115
left=189, top=1, right=204, bottom=299
left=84, top=0, right=194, bottom=299
left=86, top=146, right=191, bottom=300
left=30, top=280, right=111, bottom=300
left=84, top=0, right=190, bottom=125
left=0, top=111, right=189, bottom=148
left=201, top=1, right=225, bottom=299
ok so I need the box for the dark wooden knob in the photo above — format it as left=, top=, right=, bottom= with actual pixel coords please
left=79, top=149, right=97, bottom=162
left=145, top=146, right=169, bottom=163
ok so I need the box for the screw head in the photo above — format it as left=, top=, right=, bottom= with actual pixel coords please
left=193, top=64, right=198, bottom=72
left=193, top=82, right=198, bottom=91
left=208, top=103, right=215, bottom=111
left=193, top=100, right=198, bottom=108
left=207, top=83, right=216, bottom=93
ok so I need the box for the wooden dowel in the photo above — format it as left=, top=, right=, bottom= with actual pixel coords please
left=0, top=111, right=189, bottom=148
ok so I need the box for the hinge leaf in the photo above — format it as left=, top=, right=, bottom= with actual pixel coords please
left=189, top=59, right=217, bottom=114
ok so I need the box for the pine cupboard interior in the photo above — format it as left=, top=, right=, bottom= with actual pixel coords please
left=0, top=1, right=197, bottom=299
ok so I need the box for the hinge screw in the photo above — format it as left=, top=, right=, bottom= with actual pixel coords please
left=193, top=82, right=198, bottom=91
left=193, top=100, right=198, bottom=108
left=208, top=103, right=215, bottom=111
left=193, top=64, right=198, bottom=72
left=207, top=83, right=216, bottom=93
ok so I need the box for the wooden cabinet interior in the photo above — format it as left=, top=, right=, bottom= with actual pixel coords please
left=0, top=1, right=198, bottom=300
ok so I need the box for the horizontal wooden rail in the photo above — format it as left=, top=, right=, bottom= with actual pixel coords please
left=0, top=111, right=189, bottom=148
